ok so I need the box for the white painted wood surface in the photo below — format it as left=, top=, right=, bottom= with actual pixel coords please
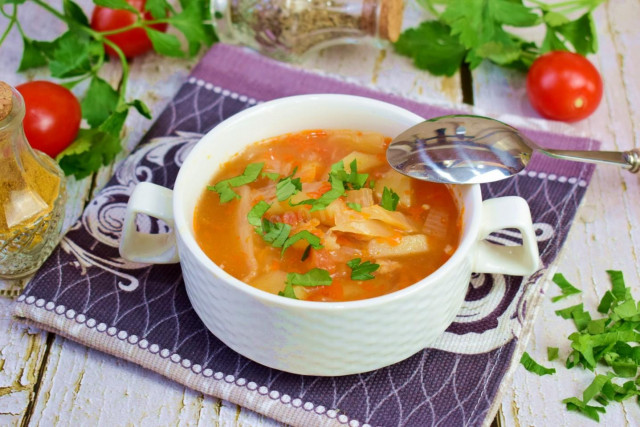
left=0, top=1, right=638, bottom=426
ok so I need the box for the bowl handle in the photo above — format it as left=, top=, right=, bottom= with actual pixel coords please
left=119, top=182, right=180, bottom=264
left=472, top=196, right=539, bottom=276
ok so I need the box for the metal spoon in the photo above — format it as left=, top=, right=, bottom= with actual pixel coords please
left=387, top=115, right=640, bottom=185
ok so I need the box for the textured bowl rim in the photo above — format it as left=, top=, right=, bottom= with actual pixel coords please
left=174, top=94, right=482, bottom=310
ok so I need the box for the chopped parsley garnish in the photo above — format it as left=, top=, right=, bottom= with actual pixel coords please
left=520, top=351, right=556, bottom=376
left=523, top=270, right=640, bottom=421
left=280, top=231, right=323, bottom=257
left=347, top=202, right=362, bottom=212
left=208, top=162, right=264, bottom=203
left=381, top=187, right=399, bottom=211
left=278, top=282, right=298, bottom=299
left=551, top=273, right=582, bottom=302
left=347, top=258, right=380, bottom=281
left=286, top=268, right=332, bottom=287
left=247, top=200, right=271, bottom=227
left=276, top=175, right=302, bottom=201
left=260, top=220, right=291, bottom=248
left=331, top=159, right=369, bottom=190
left=262, top=171, right=280, bottom=181
left=301, top=244, right=312, bottom=261
left=290, top=171, right=345, bottom=212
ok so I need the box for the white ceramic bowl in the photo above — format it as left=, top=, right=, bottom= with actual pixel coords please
left=120, top=95, right=539, bottom=376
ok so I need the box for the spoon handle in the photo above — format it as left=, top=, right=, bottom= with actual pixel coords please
left=540, top=147, right=640, bottom=173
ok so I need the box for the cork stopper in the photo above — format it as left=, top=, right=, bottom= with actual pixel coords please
left=378, top=0, right=403, bottom=42
left=0, top=82, right=12, bottom=122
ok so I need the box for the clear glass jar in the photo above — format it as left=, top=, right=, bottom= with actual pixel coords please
left=212, top=0, right=403, bottom=61
left=0, top=82, right=66, bottom=279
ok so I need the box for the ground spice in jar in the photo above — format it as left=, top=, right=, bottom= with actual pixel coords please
left=0, top=81, right=66, bottom=279
left=213, top=0, right=404, bottom=60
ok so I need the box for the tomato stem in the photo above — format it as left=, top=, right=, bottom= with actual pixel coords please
left=102, top=38, right=130, bottom=105
left=96, top=18, right=172, bottom=37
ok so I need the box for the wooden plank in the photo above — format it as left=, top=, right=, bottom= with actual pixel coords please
left=468, top=2, right=640, bottom=425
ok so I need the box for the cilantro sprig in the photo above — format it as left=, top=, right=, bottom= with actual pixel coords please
left=1, top=0, right=217, bottom=178
left=396, top=0, right=604, bottom=76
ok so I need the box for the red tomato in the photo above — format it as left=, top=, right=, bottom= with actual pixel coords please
left=90, top=0, right=167, bottom=58
left=16, top=81, right=82, bottom=158
left=527, top=51, right=603, bottom=122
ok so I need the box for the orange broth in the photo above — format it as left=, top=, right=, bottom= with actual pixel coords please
left=194, top=129, right=462, bottom=302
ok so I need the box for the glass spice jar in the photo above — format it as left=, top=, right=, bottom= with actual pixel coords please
left=211, top=0, right=404, bottom=61
left=0, top=82, right=66, bottom=279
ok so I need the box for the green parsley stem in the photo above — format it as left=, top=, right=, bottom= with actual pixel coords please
left=102, top=39, right=130, bottom=105
left=0, top=5, right=16, bottom=46
left=32, top=0, right=67, bottom=22
left=97, top=19, right=173, bottom=37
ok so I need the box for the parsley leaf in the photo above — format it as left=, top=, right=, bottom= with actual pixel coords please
left=301, top=244, right=312, bottom=261
left=381, top=187, right=399, bottom=211
left=82, top=76, right=119, bottom=128
left=547, top=347, right=559, bottom=362
left=262, top=172, right=280, bottom=181
left=394, top=21, right=467, bottom=76
left=18, top=37, right=51, bottom=72
left=331, top=160, right=369, bottom=190
left=278, top=282, right=298, bottom=299
left=291, top=170, right=345, bottom=212
left=347, top=202, right=362, bottom=212
left=280, top=230, right=323, bottom=257
left=520, top=351, right=556, bottom=376
left=551, top=273, right=582, bottom=302
left=247, top=201, right=271, bottom=227
left=146, top=27, right=184, bottom=57
left=562, top=397, right=606, bottom=421
left=347, top=258, right=380, bottom=281
left=276, top=176, right=302, bottom=201
left=208, top=163, right=264, bottom=203
left=260, top=219, right=291, bottom=248
left=286, top=269, right=332, bottom=287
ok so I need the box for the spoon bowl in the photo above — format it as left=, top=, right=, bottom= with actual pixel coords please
left=387, top=115, right=640, bottom=185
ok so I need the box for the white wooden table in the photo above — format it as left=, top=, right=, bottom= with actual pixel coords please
left=1, top=1, right=639, bottom=426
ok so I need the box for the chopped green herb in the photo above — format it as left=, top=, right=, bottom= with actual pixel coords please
left=368, top=179, right=376, bottom=189
left=262, top=171, right=280, bottom=181
left=281, top=231, right=323, bottom=257
left=381, top=187, right=399, bottom=211
left=290, top=170, right=345, bottom=212
left=347, top=258, right=380, bottom=281
left=330, top=159, right=369, bottom=190
left=520, top=351, right=556, bottom=376
left=278, top=282, right=298, bottom=299
left=286, top=269, right=332, bottom=287
left=562, top=397, right=606, bottom=421
left=301, top=244, right=312, bottom=261
left=247, top=201, right=271, bottom=227
left=260, top=220, right=291, bottom=248
left=347, top=202, right=362, bottom=212
left=551, top=273, right=582, bottom=302
left=209, top=162, right=264, bottom=203
left=547, top=347, right=559, bottom=362
left=276, top=176, right=302, bottom=201
left=555, top=303, right=584, bottom=319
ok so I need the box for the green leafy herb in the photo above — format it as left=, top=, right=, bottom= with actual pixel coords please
left=2, top=0, right=217, bottom=178
left=262, top=172, right=280, bottom=181
left=208, top=163, right=264, bottom=203
left=247, top=201, right=271, bottom=227
left=381, top=187, right=399, bottom=211
left=397, top=0, right=604, bottom=76
left=301, top=244, right=312, bottom=262
left=290, top=165, right=345, bottom=212
left=540, top=270, right=640, bottom=421
left=347, top=258, right=380, bottom=281
left=547, top=347, right=559, bottom=362
left=347, top=202, right=362, bottom=212
left=280, top=231, right=323, bottom=257
left=520, top=351, right=556, bottom=376
left=278, top=282, right=298, bottom=299
left=260, top=220, right=291, bottom=248
left=331, top=160, right=369, bottom=190
left=286, top=269, right=332, bottom=287
left=276, top=176, right=302, bottom=201
left=551, top=273, right=582, bottom=302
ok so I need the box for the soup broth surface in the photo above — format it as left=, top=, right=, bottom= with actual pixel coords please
left=194, top=130, right=461, bottom=302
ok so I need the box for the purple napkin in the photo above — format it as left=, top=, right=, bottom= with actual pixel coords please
left=13, top=44, right=598, bottom=427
